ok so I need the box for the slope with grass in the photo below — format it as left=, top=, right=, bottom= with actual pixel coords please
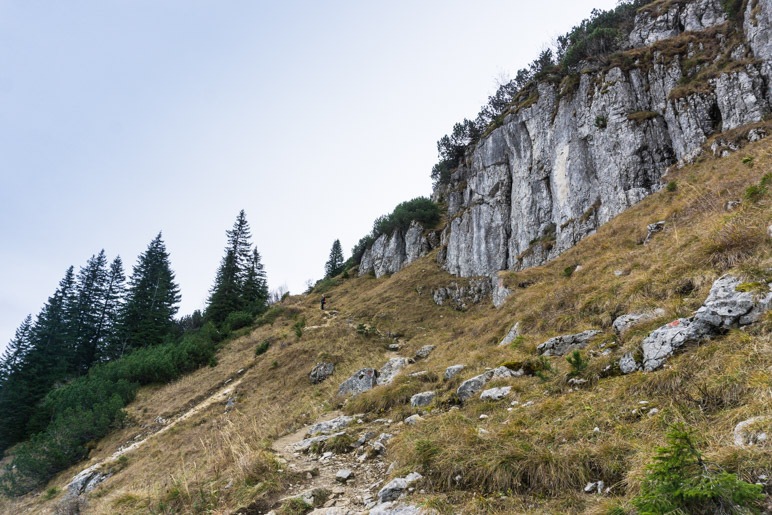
left=1, top=128, right=769, bottom=514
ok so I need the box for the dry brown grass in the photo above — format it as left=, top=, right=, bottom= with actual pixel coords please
left=2, top=136, right=771, bottom=514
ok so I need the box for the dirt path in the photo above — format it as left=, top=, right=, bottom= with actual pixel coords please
left=269, top=412, right=397, bottom=514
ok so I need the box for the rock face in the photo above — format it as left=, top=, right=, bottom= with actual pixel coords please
left=641, top=275, right=771, bottom=370
left=612, top=309, right=666, bottom=335
left=309, top=362, right=335, bottom=384
left=431, top=278, right=492, bottom=310
left=337, top=368, right=378, bottom=397
left=536, top=330, right=601, bottom=356
left=359, top=221, right=437, bottom=278
left=377, top=472, right=423, bottom=503
left=431, top=1, right=772, bottom=281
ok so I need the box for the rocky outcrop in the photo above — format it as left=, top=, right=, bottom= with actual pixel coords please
left=309, top=362, right=335, bottom=384
left=431, top=278, right=492, bottom=310
left=457, top=366, right=521, bottom=401
left=640, top=275, right=771, bottom=371
left=359, top=222, right=438, bottom=278
left=337, top=368, right=378, bottom=397
left=378, top=357, right=410, bottom=386
left=434, top=1, right=772, bottom=281
left=536, top=330, right=601, bottom=356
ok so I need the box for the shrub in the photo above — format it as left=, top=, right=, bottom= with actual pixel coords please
left=632, top=424, right=764, bottom=513
left=293, top=317, right=306, bottom=339
left=566, top=350, right=589, bottom=377
left=255, top=340, right=271, bottom=356
left=594, top=115, right=608, bottom=129
left=223, top=311, right=253, bottom=333
left=666, top=181, right=678, bottom=192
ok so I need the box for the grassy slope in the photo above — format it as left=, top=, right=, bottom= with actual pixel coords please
left=2, top=138, right=771, bottom=514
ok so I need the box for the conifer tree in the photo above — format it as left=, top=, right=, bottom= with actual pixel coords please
left=0, top=315, right=33, bottom=385
left=325, top=239, right=345, bottom=278
left=69, top=251, right=109, bottom=373
left=242, top=248, right=269, bottom=316
left=117, top=233, right=181, bottom=352
left=98, top=256, right=126, bottom=360
left=205, top=211, right=269, bottom=325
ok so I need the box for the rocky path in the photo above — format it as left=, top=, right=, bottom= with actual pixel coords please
left=268, top=412, right=397, bottom=514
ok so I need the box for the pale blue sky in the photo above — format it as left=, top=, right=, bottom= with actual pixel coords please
left=0, top=0, right=619, bottom=350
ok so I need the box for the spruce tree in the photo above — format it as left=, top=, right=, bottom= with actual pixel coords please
left=325, top=239, right=345, bottom=278
left=118, top=233, right=181, bottom=352
left=0, top=315, right=33, bottom=385
left=205, top=211, right=269, bottom=325
left=242, top=248, right=269, bottom=316
left=98, top=256, right=126, bottom=361
left=69, top=251, right=109, bottom=373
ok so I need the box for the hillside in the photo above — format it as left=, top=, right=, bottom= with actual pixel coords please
left=1, top=131, right=769, bottom=513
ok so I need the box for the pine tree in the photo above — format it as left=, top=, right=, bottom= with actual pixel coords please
left=0, top=315, right=33, bottom=385
left=69, top=251, right=110, bottom=373
left=205, top=211, right=269, bottom=325
left=118, top=233, right=181, bottom=352
left=324, top=239, right=345, bottom=278
left=242, top=247, right=269, bottom=316
left=98, top=256, right=126, bottom=361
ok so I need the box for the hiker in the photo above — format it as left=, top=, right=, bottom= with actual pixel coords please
left=320, top=295, right=326, bottom=310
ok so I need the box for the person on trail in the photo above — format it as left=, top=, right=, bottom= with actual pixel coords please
left=320, top=295, right=326, bottom=310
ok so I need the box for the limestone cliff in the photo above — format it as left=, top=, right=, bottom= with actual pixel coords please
left=361, top=0, right=772, bottom=285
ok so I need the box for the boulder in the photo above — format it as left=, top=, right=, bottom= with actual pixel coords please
left=378, top=357, right=410, bottom=386
left=410, top=391, right=436, bottom=408
left=404, top=414, right=423, bottom=425
left=537, top=330, right=601, bottom=356
left=480, top=386, right=511, bottom=401
left=335, top=469, right=353, bottom=483
left=444, top=364, right=465, bottom=380
left=377, top=472, right=423, bottom=503
left=306, top=415, right=354, bottom=437
left=369, top=502, right=424, bottom=515
left=67, top=465, right=109, bottom=497
left=309, top=362, right=335, bottom=384
left=414, top=345, right=435, bottom=360
left=619, top=353, right=640, bottom=374
left=642, top=275, right=771, bottom=370
left=337, top=368, right=378, bottom=397
left=498, top=322, right=521, bottom=346
left=456, top=366, right=519, bottom=402
left=734, top=416, right=770, bottom=447
left=612, top=309, right=665, bottom=335
left=293, top=432, right=346, bottom=452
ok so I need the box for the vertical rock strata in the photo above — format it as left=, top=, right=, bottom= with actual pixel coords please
left=362, top=1, right=772, bottom=284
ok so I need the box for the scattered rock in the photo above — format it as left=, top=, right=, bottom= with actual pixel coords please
left=309, top=362, right=335, bottom=384
left=619, top=353, right=640, bottom=374
left=734, top=416, right=771, bottom=447
left=377, top=472, right=423, bottom=503
left=643, top=221, right=665, bottom=244
left=444, top=364, right=465, bottom=380
left=642, top=275, right=771, bottom=371
left=410, top=391, right=436, bottom=408
left=67, top=465, right=109, bottom=497
left=414, top=345, right=435, bottom=360
left=583, top=480, right=605, bottom=494
left=337, top=368, right=378, bottom=397
left=388, top=343, right=401, bottom=351
left=293, top=432, right=346, bottom=452
left=456, top=366, right=519, bottom=401
left=724, top=199, right=741, bottom=211
left=369, top=502, right=425, bottom=514
left=480, top=386, right=511, bottom=401
left=612, top=308, right=665, bottom=335
left=498, top=322, right=521, bottom=346
left=491, top=273, right=511, bottom=308
left=404, top=414, right=423, bottom=425
left=306, top=416, right=354, bottom=437
left=335, top=469, right=353, bottom=483
left=537, top=330, right=601, bottom=356
left=378, top=357, right=411, bottom=386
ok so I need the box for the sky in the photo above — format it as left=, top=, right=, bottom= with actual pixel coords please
left=0, top=0, right=620, bottom=351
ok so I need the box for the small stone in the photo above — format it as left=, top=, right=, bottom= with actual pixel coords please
left=648, top=408, right=659, bottom=416
left=336, top=469, right=353, bottom=483
left=444, top=364, right=465, bottom=380
left=404, top=414, right=423, bottom=425
left=480, top=386, right=512, bottom=401
left=593, top=427, right=600, bottom=433
left=478, top=428, right=490, bottom=435
left=479, top=414, right=489, bottom=420
left=410, top=391, right=436, bottom=408
left=388, top=343, right=401, bottom=351
left=414, top=345, right=435, bottom=359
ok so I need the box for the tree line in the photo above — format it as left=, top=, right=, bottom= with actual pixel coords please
left=0, top=210, right=269, bottom=495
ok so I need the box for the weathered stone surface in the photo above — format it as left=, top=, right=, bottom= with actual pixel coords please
left=359, top=222, right=436, bottom=278
left=456, top=366, right=517, bottom=401
left=293, top=432, right=346, bottom=452
left=491, top=273, right=511, bottom=307
left=642, top=275, right=772, bottom=370
left=369, top=502, right=425, bottom=515
left=414, top=345, right=435, bottom=360
left=335, top=468, right=353, bottom=483
left=643, top=221, right=666, bottom=244
left=67, top=465, right=109, bottom=497
left=498, top=322, right=521, bottom=346
left=377, top=472, right=423, bottom=503
left=537, top=330, right=601, bottom=356
left=378, top=357, right=410, bottom=386
left=629, top=0, right=726, bottom=47
left=306, top=415, right=354, bottom=437
left=337, top=368, right=377, bottom=397
left=309, top=362, right=335, bottom=384
left=480, top=386, right=512, bottom=401
left=612, top=309, right=666, bottom=335
left=734, top=416, right=770, bottom=447
left=404, top=414, right=423, bottom=425
left=444, top=364, right=465, bottom=380
left=619, top=353, right=640, bottom=375
left=431, top=278, right=492, bottom=310
left=410, top=391, right=436, bottom=408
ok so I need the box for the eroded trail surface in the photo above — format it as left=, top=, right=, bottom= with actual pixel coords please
left=268, top=411, right=399, bottom=514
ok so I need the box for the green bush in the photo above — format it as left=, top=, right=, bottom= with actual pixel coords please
left=0, top=327, right=218, bottom=497
left=632, top=424, right=764, bottom=514
left=223, top=311, right=253, bottom=333
left=666, top=181, right=677, bottom=192
left=566, top=350, right=589, bottom=377
left=255, top=340, right=270, bottom=356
